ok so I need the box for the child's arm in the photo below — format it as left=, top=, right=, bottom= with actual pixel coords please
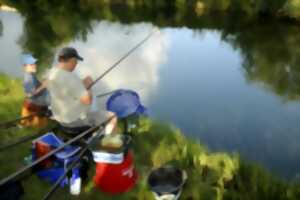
left=31, top=80, right=48, bottom=97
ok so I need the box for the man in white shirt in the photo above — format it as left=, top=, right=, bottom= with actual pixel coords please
left=47, top=47, right=117, bottom=134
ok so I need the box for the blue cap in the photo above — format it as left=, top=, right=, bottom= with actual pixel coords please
left=22, top=54, right=37, bottom=65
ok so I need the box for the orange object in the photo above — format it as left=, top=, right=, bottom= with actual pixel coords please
left=20, top=99, right=48, bottom=128
left=93, top=151, right=138, bottom=194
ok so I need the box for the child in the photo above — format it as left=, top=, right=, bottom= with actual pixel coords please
left=20, top=54, right=50, bottom=127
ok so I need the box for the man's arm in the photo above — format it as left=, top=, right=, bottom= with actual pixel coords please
left=80, top=76, right=93, bottom=105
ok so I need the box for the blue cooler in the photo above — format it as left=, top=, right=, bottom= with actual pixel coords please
left=32, top=132, right=81, bottom=187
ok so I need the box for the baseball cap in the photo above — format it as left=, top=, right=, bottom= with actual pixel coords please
left=22, top=54, right=37, bottom=65
left=58, top=47, right=83, bottom=61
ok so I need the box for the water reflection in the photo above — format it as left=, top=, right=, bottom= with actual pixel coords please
left=69, top=22, right=168, bottom=106
left=0, top=11, right=23, bottom=77
left=222, top=20, right=300, bottom=100
left=149, top=28, right=300, bottom=178
left=1, top=4, right=300, bottom=178
left=5, top=1, right=300, bottom=101
left=3, top=0, right=106, bottom=71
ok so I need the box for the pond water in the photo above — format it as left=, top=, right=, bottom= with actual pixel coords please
left=1, top=7, right=300, bottom=179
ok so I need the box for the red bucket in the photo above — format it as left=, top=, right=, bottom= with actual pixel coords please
left=93, top=151, right=138, bottom=194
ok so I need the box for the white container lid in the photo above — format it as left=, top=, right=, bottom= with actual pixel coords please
left=92, top=151, right=124, bottom=164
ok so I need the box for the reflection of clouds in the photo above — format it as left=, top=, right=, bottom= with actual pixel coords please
left=0, top=11, right=24, bottom=77
left=69, top=21, right=169, bottom=105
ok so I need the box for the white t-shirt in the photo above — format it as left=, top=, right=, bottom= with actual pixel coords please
left=47, top=67, right=89, bottom=124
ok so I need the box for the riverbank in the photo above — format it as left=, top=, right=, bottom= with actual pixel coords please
left=0, top=74, right=299, bottom=199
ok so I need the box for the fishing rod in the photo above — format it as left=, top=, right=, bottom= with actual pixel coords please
left=88, top=29, right=157, bottom=89
left=0, top=114, right=37, bottom=129
left=0, top=89, right=121, bottom=129
left=0, top=88, right=113, bottom=130
left=0, top=124, right=59, bottom=152
left=0, top=87, right=140, bottom=150
left=96, top=84, right=147, bottom=99
left=0, top=109, right=51, bottom=129
left=96, top=90, right=118, bottom=98
left=0, top=132, right=43, bottom=152
left=0, top=116, right=114, bottom=187
left=0, top=88, right=115, bottom=129
left=42, top=130, right=105, bottom=200
left=0, top=29, right=156, bottom=128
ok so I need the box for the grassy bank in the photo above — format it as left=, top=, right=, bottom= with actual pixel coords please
left=0, top=73, right=300, bottom=199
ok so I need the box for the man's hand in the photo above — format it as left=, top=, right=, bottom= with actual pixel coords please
left=80, top=90, right=92, bottom=105
left=81, top=76, right=93, bottom=104
left=83, top=76, right=93, bottom=89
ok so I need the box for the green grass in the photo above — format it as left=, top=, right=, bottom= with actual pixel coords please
left=0, top=73, right=300, bottom=200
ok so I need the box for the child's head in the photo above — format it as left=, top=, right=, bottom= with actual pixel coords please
left=22, top=54, right=37, bottom=73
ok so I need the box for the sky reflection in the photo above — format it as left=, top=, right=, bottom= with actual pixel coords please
left=1, top=11, right=300, bottom=178
left=68, top=21, right=169, bottom=107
